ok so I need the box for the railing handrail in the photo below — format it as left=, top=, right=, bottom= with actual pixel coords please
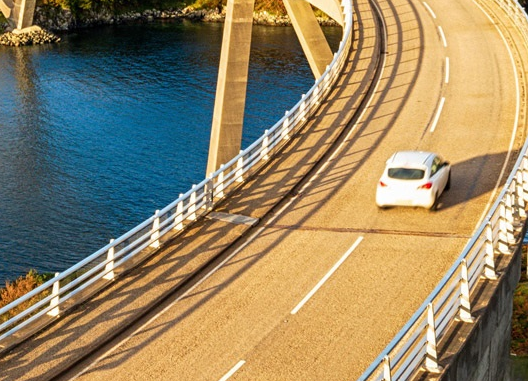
left=358, top=0, right=528, bottom=379
left=0, top=1, right=354, bottom=343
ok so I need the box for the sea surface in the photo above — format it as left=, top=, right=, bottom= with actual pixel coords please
left=0, top=21, right=341, bottom=282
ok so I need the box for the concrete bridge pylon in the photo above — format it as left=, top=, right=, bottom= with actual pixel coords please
left=0, top=0, right=37, bottom=30
left=206, top=0, right=342, bottom=175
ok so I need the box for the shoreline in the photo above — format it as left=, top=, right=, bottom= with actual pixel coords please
left=1, top=6, right=339, bottom=46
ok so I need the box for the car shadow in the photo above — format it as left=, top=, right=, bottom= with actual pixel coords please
left=433, top=151, right=512, bottom=211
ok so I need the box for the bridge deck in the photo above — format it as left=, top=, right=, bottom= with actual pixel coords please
left=0, top=0, right=380, bottom=379
left=1, top=0, right=527, bottom=379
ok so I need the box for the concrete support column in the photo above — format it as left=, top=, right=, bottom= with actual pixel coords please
left=0, top=0, right=13, bottom=21
left=305, top=0, right=344, bottom=26
left=206, top=0, right=255, bottom=175
left=282, top=0, right=334, bottom=79
left=4, top=0, right=36, bottom=30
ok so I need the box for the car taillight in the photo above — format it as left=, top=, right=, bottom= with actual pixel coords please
left=379, top=181, right=387, bottom=187
left=418, top=182, right=432, bottom=189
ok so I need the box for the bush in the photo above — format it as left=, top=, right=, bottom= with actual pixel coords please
left=512, top=281, right=528, bottom=355
left=512, top=249, right=528, bottom=355
left=0, top=270, right=54, bottom=323
left=35, top=0, right=286, bottom=16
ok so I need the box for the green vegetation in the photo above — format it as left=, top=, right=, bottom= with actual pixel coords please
left=512, top=249, right=528, bottom=356
left=37, top=0, right=286, bottom=18
left=0, top=270, right=54, bottom=323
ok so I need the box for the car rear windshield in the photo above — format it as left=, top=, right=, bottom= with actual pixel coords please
left=388, top=168, right=425, bottom=180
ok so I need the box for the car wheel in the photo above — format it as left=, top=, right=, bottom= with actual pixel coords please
left=429, top=193, right=438, bottom=211
left=445, top=171, right=451, bottom=191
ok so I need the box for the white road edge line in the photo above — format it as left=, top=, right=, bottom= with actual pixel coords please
left=472, top=0, right=520, bottom=231
left=219, top=360, right=246, bottom=381
left=423, top=2, right=436, bottom=18
left=430, top=97, right=445, bottom=133
left=438, top=26, right=447, bottom=47
left=291, top=236, right=364, bottom=315
left=445, top=57, right=450, bottom=84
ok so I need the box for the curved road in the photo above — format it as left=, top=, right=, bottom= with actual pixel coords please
left=1, top=0, right=527, bottom=380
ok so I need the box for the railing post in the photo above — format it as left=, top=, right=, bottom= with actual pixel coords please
left=425, top=303, right=442, bottom=372
left=216, top=166, right=225, bottom=199
left=505, top=188, right=518, bottom=228
left=236, top=152, right=244, bottom=183
left=103, top=239, right=115, bottom=280
left=516, top=171, right=526, bottom=218
left=313, top=83, right=321, bottom=106
left=150, top=210, right=160, bottom=248
left=459, top=259, right=475, bottom=323
left=205, top=177, right=214, bottom=211
left=282, top=112, right=290, bottom=140
left=189, top=186, right=197, bottom=221
left=47, top=273, right=60, bottom=317
left=498, top=200, right=514, bottom=254
left=175, top=195, right=184, bottom=231
left=522, top=155, right=528, bottom=200
left=300, top=94, right=307, bottom=121
left=261, top=130, right=270, bottom=161
left=484, top=222, right=498, bottom=280
left=383, top=356, right=392, bottom=381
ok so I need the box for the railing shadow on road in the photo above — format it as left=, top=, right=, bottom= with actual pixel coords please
left=0, top=5, right=361, bottom=379
left=33, top=15, right=399, bottom=379
left=0, top=218, right=247, bottom=380
left=0, top=0, right=440, bottom=377
left=0, top=8, right=380, bottom=381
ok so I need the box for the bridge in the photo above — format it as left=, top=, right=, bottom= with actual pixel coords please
left=1, top=0, right=527, bottom=380
left=0, top=0, right=35, bottom=30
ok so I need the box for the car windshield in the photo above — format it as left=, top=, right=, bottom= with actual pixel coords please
left=388, top=167, right=425, bottom=180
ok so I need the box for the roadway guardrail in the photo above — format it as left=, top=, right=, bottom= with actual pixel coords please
left=357, top=0, right=528, bottom=379
left=0, top=0, right=354, bottom=348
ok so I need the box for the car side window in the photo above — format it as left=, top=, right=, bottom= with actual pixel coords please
left=431, top=157, right=441, bottom=176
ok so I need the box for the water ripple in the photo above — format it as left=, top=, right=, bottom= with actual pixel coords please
left=0, top=22, right=342, bottom=281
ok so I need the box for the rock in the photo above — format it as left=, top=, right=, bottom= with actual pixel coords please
left=0, top=27, right=61, bottom=46
left=2, top=5, right=338, bottom=35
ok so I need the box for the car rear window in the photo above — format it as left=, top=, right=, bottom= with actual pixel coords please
left=388, top=168, right=425, bottom=180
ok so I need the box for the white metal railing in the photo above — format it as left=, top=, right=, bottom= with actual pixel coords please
left=357, top=1, right=528, bottom=380
left=0, top=1, right=354, bottom=344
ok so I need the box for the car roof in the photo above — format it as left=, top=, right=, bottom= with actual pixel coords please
left=386, top=151, right=436, bottom=167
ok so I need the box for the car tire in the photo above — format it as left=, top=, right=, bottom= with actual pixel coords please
left=429, top=193, right=438, bottom=211
left=445, top=171, right=451, bottom=191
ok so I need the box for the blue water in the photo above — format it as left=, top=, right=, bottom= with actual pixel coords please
left=0, top=21, right=342, bottom=282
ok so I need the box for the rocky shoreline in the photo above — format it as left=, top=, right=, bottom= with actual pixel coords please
left=0, top=25, right=61, bottom=46
left=1, top=6, right=338, bottom=47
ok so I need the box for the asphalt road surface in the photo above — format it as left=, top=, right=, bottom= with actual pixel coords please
left=1, top=0, right=527, bottom=380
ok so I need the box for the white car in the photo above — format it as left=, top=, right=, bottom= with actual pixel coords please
left=376, top=151, right=451, bottom=210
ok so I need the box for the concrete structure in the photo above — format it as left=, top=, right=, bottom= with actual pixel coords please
left=206, top=0, right=337, bottom=175
left=414, top=239, right=524, bottom=381
left=0, top=0, right=36, bottom=30
left=1, top=0, right=527, bottom=379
